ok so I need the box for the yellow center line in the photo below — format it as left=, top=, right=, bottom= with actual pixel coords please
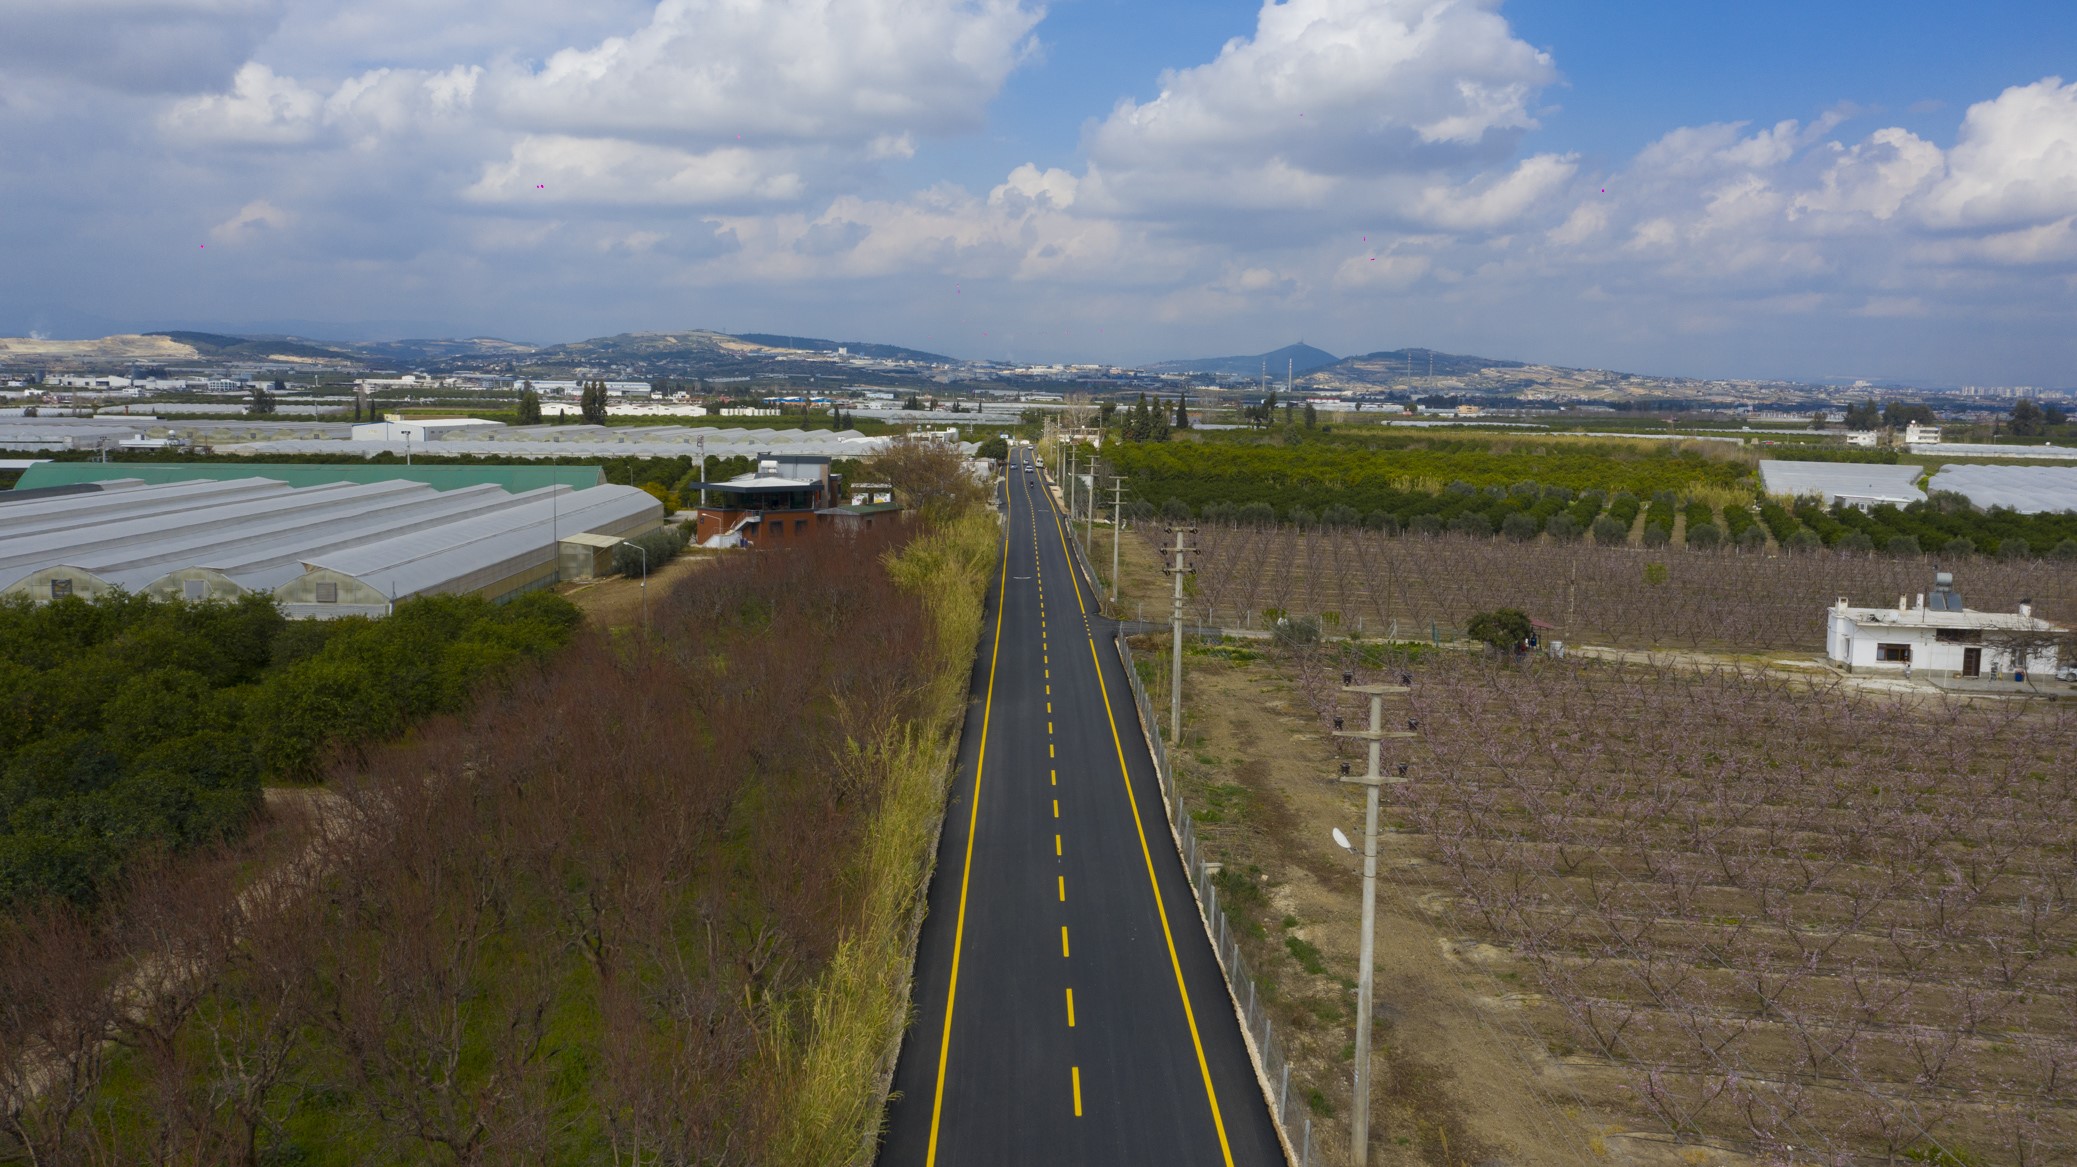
left=1072, top=1066, right=1083, bottom=1117
left=1052, top=799, right=1059, bottom=818
left=1047, top=701, right=1052, bottom=713
left=1061, top=926, right=1071, bottom=957
left=1055, top=833, right=1062, bottom=856
left=1066, top=987, right=1077, bottom=1027
left=1048, top=721, right=1054, bottom=734
left=1042, top=463, right=1238, bottom=1167
left=1050, top=768, right=1057, bottom=785
left=1058, top=875, right=1066, bottom=901
left=923, top=463, right=1014, bottom=1167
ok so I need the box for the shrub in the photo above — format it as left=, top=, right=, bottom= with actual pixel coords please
left=1591, top=515, right=1629, bottom=546
left=1943, top=536, right=1977, bottom=557
left=1286, top=505, right=1316, bottom=529
left=1365, top=510, right=1398, bottom=532
left=1736, top=525, right=1768, bottom=550
left=1501, top=512, right=1541, bottom=541
left=1545, top=513, right=1582, bottom=541
left=1409, top=514, right=1445, bottom=537
left=1641, top=523, right=1672, bottom=549
left=1886, top=535, right=1922, bottom=557
left=1271, top=616, right=1321, bottom=647
left=1685, top=522, right=1723, bottom=549
left=1127, top=499, right=1156, bottom=520
left=2054, top=538, right=2077, bottom=562
left=614, top=525, right=689, bottom=576
left=1450, top=511, right=1494, bottom=537
left=1321, top=504, right=1361, bottom=527
left=1835, top=531, right=1875, bottom=554
left=1998, top=537, right=2032, bottom=561
left=1785, top=529, right=1824, bottom=553
left=1161, top=497, right=1193, bottom=520
left=1466, top=607, right=1533, bottom=653
left=1238, top=501, right=1276, bottom=526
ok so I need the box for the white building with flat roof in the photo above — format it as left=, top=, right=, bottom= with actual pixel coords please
left=1826, top=573, right=2064, bottom=680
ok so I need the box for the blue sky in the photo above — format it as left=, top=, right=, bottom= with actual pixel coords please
left=3, top=1, right=2075, bottom=385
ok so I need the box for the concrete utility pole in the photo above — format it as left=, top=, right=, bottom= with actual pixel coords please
left=1083, top=455, right=1096, bottom=557
left=1071, top=444, right=1088, bottom=535
left=1163, top=525, right=1194, bottom=742
left=1332, top=677, right=1415, bottom=1167
left=1110, top=476, right=1125, bottom=604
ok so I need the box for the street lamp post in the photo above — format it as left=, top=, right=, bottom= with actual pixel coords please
left=633, top=542, right=649, bottom=636
left=1331, top=675, right=1415, bottom=1166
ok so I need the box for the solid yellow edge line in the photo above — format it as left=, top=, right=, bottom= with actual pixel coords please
left=1044, top=463, right=1237, bottom=1166
left=923, top=472, right=1013, bottom=1167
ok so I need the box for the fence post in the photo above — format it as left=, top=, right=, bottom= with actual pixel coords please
left=1280, top=1061, right=1289, bottom=1120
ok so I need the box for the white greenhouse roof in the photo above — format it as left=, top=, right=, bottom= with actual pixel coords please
left=1926, top=464, right=2077, bottom=514
left=1759, top=461, right=1926, bottom=505
left=0, top=476, right=662, bottom=611
left=299, top=486, right=658, bottom=601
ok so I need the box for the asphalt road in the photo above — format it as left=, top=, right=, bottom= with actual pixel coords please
left=879, top=447, right=1285, bottom=1166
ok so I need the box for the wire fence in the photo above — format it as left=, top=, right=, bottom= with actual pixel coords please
left=1116, top=632, right=1315, bottom=1167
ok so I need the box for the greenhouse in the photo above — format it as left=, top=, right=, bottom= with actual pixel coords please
left=0, top=475, right=662, bottom=615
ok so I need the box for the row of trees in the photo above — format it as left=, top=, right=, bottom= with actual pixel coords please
left=0, top=514, right=983, bottom=1166
left=1841, top=397, right=2069, bottom=436
left=0, top=591, right=581, bottom=910
left=1171, top=524, right=2077, bottom=653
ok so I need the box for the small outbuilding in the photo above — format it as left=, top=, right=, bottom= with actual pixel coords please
left=1825, top=572, right=2066, bottom=680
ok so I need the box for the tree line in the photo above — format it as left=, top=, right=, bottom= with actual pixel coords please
left=0, top=591, right=581, bottom=911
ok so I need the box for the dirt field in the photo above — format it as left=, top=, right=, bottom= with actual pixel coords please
left=1153, top=639, right=1751, bottom=1167
left=557, top=551, right=712, bottom=628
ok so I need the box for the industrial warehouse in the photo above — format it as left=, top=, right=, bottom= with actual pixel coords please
left=0, top=471, right=662, bottom=617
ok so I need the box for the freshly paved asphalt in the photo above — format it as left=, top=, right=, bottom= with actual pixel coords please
left=879, top=447, right=1285, bottom=1166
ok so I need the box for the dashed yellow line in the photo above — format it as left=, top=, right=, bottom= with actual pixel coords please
left=1055, top=833, right=1062, bottom=856
left=923, top=460, right=1014, bottom=1167
left=1041, top=458, right=1239, bottom=1167
left=1057, top=875, right=1066, bottom=901
left=1061, top=926, right=1071, bottom=957
left=1066, top=987, right=1077, bottom=1027
left=1072, top=1067, right=1083, bottom=1116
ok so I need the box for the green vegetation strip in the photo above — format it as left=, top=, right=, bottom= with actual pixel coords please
left=0, top=504, right=996, bottom=1167
left=0, top=591, right=580, bottom=911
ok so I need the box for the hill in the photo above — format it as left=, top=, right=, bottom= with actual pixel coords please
left=1341, top=347, right=1527, bottom=379
left=731, top=332, right=954, bottom=364
left=1147, top=342, right=1339, bottom=377
left=145, top=331, right=354, bottom=362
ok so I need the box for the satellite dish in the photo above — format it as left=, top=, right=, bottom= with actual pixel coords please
left=1332, top=828, right=1353, bottom=852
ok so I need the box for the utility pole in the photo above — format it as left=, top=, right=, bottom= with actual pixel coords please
left=1067, top=444, right=1078, bottom=531
left=1109, top=476, right=1125, bottom=604
left=1332, top=674, right=1415, bottom=1167
left=1083, top=454, right=1095, bottom=557
left=1162, top=525, right=1194, bottom=742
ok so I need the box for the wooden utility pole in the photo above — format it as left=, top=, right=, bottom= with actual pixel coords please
left=1333, top=676, right=1415, bottom=1166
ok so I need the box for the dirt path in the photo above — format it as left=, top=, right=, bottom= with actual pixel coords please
left=557, top=553, right=711, bottom=628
